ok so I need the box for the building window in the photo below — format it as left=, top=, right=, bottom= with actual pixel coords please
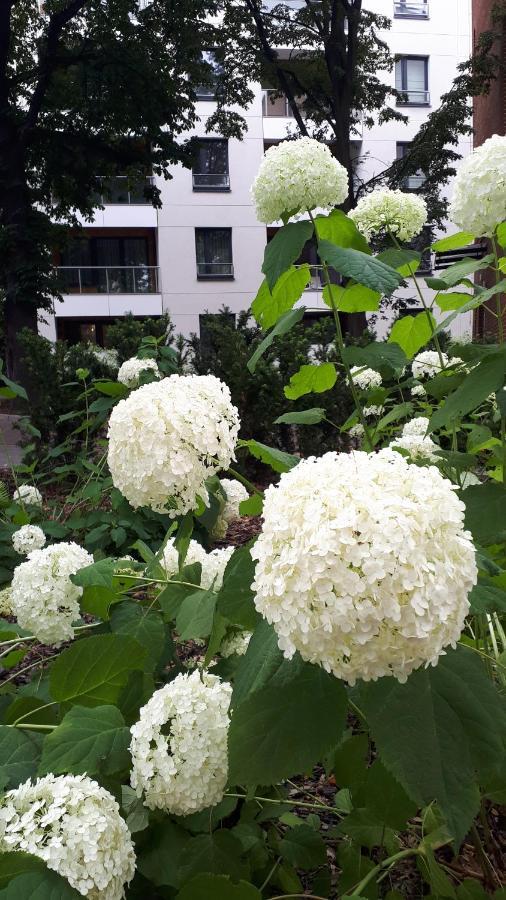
left=396, top=142, right=426, bottom=190
left=94, top=175, right=154, bottom=205
left=196, top=50, right=223, bottom=100
left=195, top=228, right=234, bottom=279
left=395, top=56, right=430, bottom=105
left=394, top=0, right=429, bottom=17
left=59, top=233, right=158, bottom=293
left=192, top=140, right=230, bottom=191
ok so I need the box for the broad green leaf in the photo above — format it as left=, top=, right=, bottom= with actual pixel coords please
left=239, top=494, right=263, bottom=516
left=176, top=589, right=216, bottom=640
left=120, top=785, right=149, bottom=833
left=177, top=831, right=247, bottom=885
left=0, top=854, right=45, bottom=889
left=496, top=221, right=506, bottom=249
left=463, top=482, right=506, bottom=545
left=138, top=820, right=192, bottom=887
left=284, top=362, right=337, bottom=400
left=110, top=602, right=169, bottom=673
left=216, top=547, right=260, bottom=631
left=93, top=380, right=128, bottom=397
left=176, top=875, right=261, bottom=900
left=337, top=809, right=397, bottom=853
left=0, top=871, right=80, bottom=899
left=274, top=407, right=326, bottom=425
left=232, top=619, right=286, bottom=707
left=376, top=402, right=413, bottom=431
left=323, top=282, right=381, bottom=313
left=175, top=511, right=194, bottom=570
left=314, top=208, right=370, bottom=254
left=0, top=374, right=28, bottom=401
left=49, top=634, right=146, bottom=707
left=71, top=557, right=116, bottom=589
left=353, top=760, right=417, bottom=830
left=38, top=705, right=130, bottom=776
left=262, top=221, right=314, bottom=290
left=247, top=307, right=304, bottom=374
left=425, top=254, right=494, bottom=289
left=431, top=232, right=475, bottom=252
left=0, top=726, right=40, bottom=790
left=429, top=350, right=506, bottom=432
left=388, top=312, right=435, bottom=359
left=240, top=439, right=299, bottom=473
left=436, top=291, right=473, bottom=312
left=469, top=580, right=506, bottom=613
left=377, top=248, right=421, bottom=277
left=318, top=240, right=402, bottom=294
left=432, top=279, right=506, bottom=335
left=342, top=342, right=407, bottom=378
left=280, top=825, right=327, bottom=869
left=337, top=843, right=378, bottom=899
left=252, top=266, right=311, bottom=330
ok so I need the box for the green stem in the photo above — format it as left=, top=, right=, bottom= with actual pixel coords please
left=492, top=237, right=504, bottom=344
left=227, top=466, right=264, bottom=498
left=11, top=722, right=55, bottom=732
left=259, top=857, right=281, bottom=893
left=348, top=848, right=420, bottom=896
left=11, top=700, right=59, bottom=727
left=119, top=574, right=213, bottom=593
left=0, top=621, right=99, bottom=650
left=225, top=792, right=341, bottom=816
left=501, top=417, right=506, bottom=488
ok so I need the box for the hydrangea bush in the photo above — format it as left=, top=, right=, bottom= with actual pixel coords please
left=0, top=135, right=505, bottom=899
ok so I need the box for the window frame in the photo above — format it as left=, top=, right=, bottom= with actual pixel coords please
left=192, top=139, right=230, bottom=192
left=395, top=55, right=430, bottom=107
left=393, top=0, right=429, bottom=19
left=195, top=227, right=234, bottom=280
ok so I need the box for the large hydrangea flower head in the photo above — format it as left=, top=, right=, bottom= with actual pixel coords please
left=251, top=137, right=348, bottom=224
left=350, top=366, right=382, bottom=390
left=212, top=478, right=249, bottom=539
left=10, top=542, right=93, bottom=645
left=0, top=585, right=12, bottom=617
left=252, top=449, right=476, bottom=685
left=411, top=350, right=463, bottom=380
left=390, top=416, right=439, bottom=461
left=13, top=484, right=42, bottom=507
left=449, top=134, right=506, bottom=236
left=117, top=356, right=160, bottom=388
left=130, top=670, right=232, bottom=815
left=107, top=375, right=240, bottom=515
left=162, top=537, right=233, bottom=590
left=349, top=188, right=427, bottom=242
left=12, top=524, right=46, bottom=556
left=0, top=774, right=136, bottom=899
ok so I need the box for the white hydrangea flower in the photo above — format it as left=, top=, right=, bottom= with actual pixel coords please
left=411, top=383, right=426, bottom=398
left=93, top=346, right=119, bottom=371
left=349, top=423, right=365, bottom=439
left=363, top=405, right=384, bottom=418
left=390, top=416, right=439, bottom=461
left=449, top=134, right=506, bottom=236
left=12, top=524, right=46, bottom=556
left=251, top=137, right=348, bottom=224
left=13, top=484, right=42, bottom=507
left=0, top=774, right=135, bottom=900
left=10, top=542, right=93, bottom=645
left=117, top=356, right=160, bottom=388
left=220, top=630, right=252, bottom=658
left=411, top=350, right=462, bottom=379
left=130, top=670, right=232, bottom=815
left=252, top=450, right=476, bottom=685
left=461, top=471, right=481, bottom=489
left=350, top=366, right=382, bottom=390
left=107, top=375, right=240, bottom=515
left=162, top=538, right=233, bottom=590
left=349, top=188, right=427, bottom=242
left=0, top=585, right=12, bottom=617
left=212, top=478, right=249, bottom=539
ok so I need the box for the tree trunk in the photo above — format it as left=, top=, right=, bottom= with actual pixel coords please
left=4, top=293, right=39, bottom=386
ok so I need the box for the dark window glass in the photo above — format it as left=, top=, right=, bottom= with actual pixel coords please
left=395, top=56, right=429, bottom=105
left=196, top=50, right=224, bottom=100
left=396, top=141, right=426, bottom=190
left=192, top=140, right=230, bottom=190
left=59, top=235, right=156, bottom=293
left=195, top=228, right=233, bottom=278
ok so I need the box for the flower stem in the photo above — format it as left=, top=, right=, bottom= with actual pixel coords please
left=225, top=792, right=341, bottom=816
left=347, top=847, right=421, bottom=896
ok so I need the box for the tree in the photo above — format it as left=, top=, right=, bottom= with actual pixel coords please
left=0, top=0, right=251, bottom=384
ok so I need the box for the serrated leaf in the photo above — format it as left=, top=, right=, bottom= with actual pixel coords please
left=177, top=831, right=246, bottom=885
left=425, top=254, right=494, bottom=289
left=120, top=784, right=149, bottom=833
left=284, top=362, right=337, bottom=400
left=93, top=380, right=127, bottom=397
left=388, top=312, right=435, bottom=359
left=232, top=619, right=285, bottom=707
left=274, top=407, right=326, bottom=425
left=49, top=634, right=146, bottom=707
left=0, top=853, right=45, bottom=889
left=314, top=208, right=371, bottom=254
left=38, top=705, right=130, bottom=776
left=240, top=439, right=299, bottom=473
left=247, top=307, right=305, bottom=374
left=469, top=580, right=506, bottom=613
left=337, top=808, right=397, bottom=852
left=280, top=824, right=327, bottom=869
left=252, top=266, right=311, bottom=330
left=0, top=870, right=80, bottom=899
left=432, top=232, right=475, bottom=252
left=239, top=494, right=263, bottom=516
left=429, top=350, right=506, bottom=432
left=0, top=373, right=27, bottom=401
left=176, top=875, right=261, bottom=900
left=432, top=279, right=506, bottom=336
left=463, top=481, right=506, bottom=545
left=0, top=726, right=40, bottom=790
left=176, top=589, right=216, bottom=640
left=111, top=601, right=168, bottom=673
left=377, top=247, right=421, bottom=277
left=495, top=221, right=506, bottom=249
left=323, top=282, right=381, bottom=313
left=216, top=547, right=260, bottom=631
left=138, top=820, right=192, bottom=887
left=71, top=557, right=116, bottom=589
left=318, top=240, right=402, bottom=294
left=262, top=221, right=314, bottom=290
left=436, top=291, right=474, bottom=312
left=342, top=342, right=407, bottom=378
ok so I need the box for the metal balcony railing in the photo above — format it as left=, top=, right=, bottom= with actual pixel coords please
left=394, top=0, right=429, bottom=17
left=401, top=173, right=426, bottom=190
left=192, top=173, right=230, bottom=190
left=94, top=175, right=154, bottom=205
left=59, top=266, right=160, bottom=294
left=262, top=89, right=300, bottom=117
left=396, top=89, right=430, bottom=106
left=196, top=261, right=234, bottom=278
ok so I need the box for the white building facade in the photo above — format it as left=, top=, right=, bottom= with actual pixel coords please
left=39, top=0, right=473, bottom=345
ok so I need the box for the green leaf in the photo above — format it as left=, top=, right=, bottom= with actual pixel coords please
left=425, top=254, right=494, bottom=289
left=353, top=760, right=417, bottom=830
left=280, top=824, right=327, bottom=869
left=436, top=291, right=473, bottom=312
left=337, top=808, right=397, bottom=852
left=262, top=220, right=314, bottom=290
left=323, top=282, right=381, bottom=313
left=388, top=312, right=435, bottom=359
left=176, top=588, right=216, bottom=640
left=0, top=854, right=45, bottom=889
left=377, top=248, right=421, bottom=277
left=318, top=240, right=402, bottom=294
left=274, top=407, right=326, bottom=425
left=252, top=266, right=311, bottom=330
left=284, top=362, right=337, bottom=400
left=0, top=373, right=28, bottom=402
left=120, top=784, right=149, bottom=833
left=342, top=342, right=407, bottom=378
left=429, top=350, right=506, bottom=432
left=175, top=512, right=194, bottom=570
left=93, top=380, right=128, bottom=397
left=216, top=547, right=260, bottom=631
left=431, top=232, right=475, bottom=252
left=177, top=832, right=247, bottom=885
left=356, top=646, right=506, bottom=844
left=71, top=557, right=116, bottom=589
left=176, top=875, right=261, bottom=900
left=376, top=402, right=413, bottom=431
left=463, top=481, right=506, bottom=545
left=0, top=871, right=80, bottom=899
left=49, top=634, right=146, bottom=707
left=240, top=439, right=299, bottom=473
left=0, top=726, right=40, bottom=790
left=314, top=208, right=371, bottom=254
left=469, top=580, right=506, bottom=613
left=110, top=601, right=169, bottom=673
left=138, top=820, right=192, bottom=887
left=247, top=307, right=305, bottom=374
left=239, top=494, right=263, bottom=516
left=432, top=279, right=506, bottom=336
left=38, top=705, right=130, bottom=776
left=232, top=619, right=285, bottom=706
left=496, top=221, right=506, bottom=249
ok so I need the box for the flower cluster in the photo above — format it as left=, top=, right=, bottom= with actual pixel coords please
left=449, top=134, right=506, bottom=236
left=13, top=484, right=42, bottom=507
left=93, top=346, right=119, bottom=372
left=411, top=383, right=426, bottom=398
left=12, top=524, right=46, bottom=556
left=252, top=450, right=476, bottom=685
left=130, top=670, right=232, bottom=815
left=251, top=137, right=348, bottom=224
left=363, top=405, right=384, bottom=418
left=0, top=585, right=12, bottom=617
left=107, top=375, right=240, bottom=515
left=390, top=416, right=439, bottom=461
left=220, top=630, right=252, bottom=658
left=411, top=350, right=462, bottom=379
left=350, top=366, right=382, bottom=390
left=349, top=188, right=427, bottom=242
left=117, top=356, right=160, bottom=388
left=212, top=478, right=249, bottom=539
left=0, top=774, right=135, bottom=900
left=349, top=423, right=365, bottom=439
left=162, top=538, right=233, bottom=590
left=10, top=542, right=93, bottom=645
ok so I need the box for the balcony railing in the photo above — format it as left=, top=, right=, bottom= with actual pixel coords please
left=94, top=175, right=154, bottom=205
left=196, top=262, right=234, bottom=279
left=396, top=89, right=430, bottom=106
left=401, top=173, right=426, bottom=190
left=394, top=1, right=429, bottom=17
left=192, top=173, right=230, bottom=191
left=59, top=266, right=160, bottom=294
left=262, top=89, right=300, bottom=117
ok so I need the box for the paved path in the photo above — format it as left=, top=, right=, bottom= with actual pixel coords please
left=0, top=414, right=24, bottom=470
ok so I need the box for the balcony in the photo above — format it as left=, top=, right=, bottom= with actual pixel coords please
left=192, top=173, right=230, bottom=191
left=94, top=176, right=154, bottom=205
left=59, top=266, right=160, bottom=294
left=196, top=262, right=234, bottom=279
left=394, top=0, right=429, bottom=17
left=262, top=89, right=298, bottom=117
left=401, top=173, right=426, bottom=190
left=396, top=89, right=430, bottom=106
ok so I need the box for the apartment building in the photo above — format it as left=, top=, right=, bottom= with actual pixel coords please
left=39, top=0, right=474, bottom=346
